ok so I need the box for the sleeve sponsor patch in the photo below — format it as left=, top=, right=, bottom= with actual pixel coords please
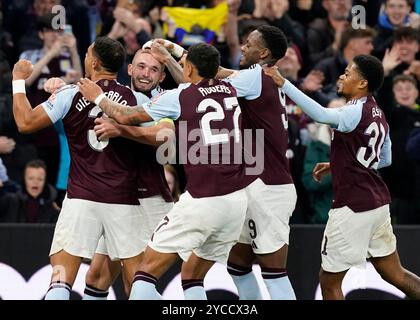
left=43, top=100, right=54, bottom=111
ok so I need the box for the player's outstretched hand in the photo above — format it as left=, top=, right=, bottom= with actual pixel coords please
left=94, top=117, right=120, bottom=140
left=77, top=78, right=104, bottom=103
left=44, top=77, right=66, bottom=93
left=312, top=162, right=331, bottom=182
left=12, top=59, right=33, bottom=80
left=262, top=66, right=285, bottom=87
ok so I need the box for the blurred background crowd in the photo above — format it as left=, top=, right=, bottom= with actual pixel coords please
left=0, top=0, right=419, bottom=225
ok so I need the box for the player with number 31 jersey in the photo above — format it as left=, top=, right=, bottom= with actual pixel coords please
left=265, top=54, right=420, bottom=300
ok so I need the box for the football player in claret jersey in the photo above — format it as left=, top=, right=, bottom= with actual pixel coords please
left=78, top=43, right=254, bottom=300
left=218, top=25, right=297, bottom=300
left=82, top=49, right=175, bottom=299
left=265, top=54, right=420, bottom=299
left=12, top=37, right=170, bottom=300
left=43, top=49, right=175, bottom=299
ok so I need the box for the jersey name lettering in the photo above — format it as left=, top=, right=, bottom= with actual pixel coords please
left=75, top=90, right=128, bottom=112
left=198, top=85, right=231, bottom=97
left=372, top=106, right=382, bottom=118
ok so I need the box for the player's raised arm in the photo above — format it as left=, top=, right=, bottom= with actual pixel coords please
left=44, top=77, right=66, bottom=93
left=12, top=59, right=53, bottom=133
left=149, top=40, right=185, bottom=84
left=216, top=66, right=237, bottom=79
left=77, top=78, right=153, bottom=125
left=263, top=66, right=342, bottom=127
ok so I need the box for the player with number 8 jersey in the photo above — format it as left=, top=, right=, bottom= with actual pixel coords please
left=12, top=37, right=151, bottom=300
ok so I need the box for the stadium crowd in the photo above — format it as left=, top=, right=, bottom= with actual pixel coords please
left=4, top=0, right=420, bottom=301
left=1, top=0, right=420, bottom=226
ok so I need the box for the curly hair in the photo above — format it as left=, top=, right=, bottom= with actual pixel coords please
left=257, top=25, right=288, bottom=61
left=353, top=55, right=384, bottom=93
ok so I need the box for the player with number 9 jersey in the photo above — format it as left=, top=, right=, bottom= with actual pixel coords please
left=221, top=26, right=297, bottom=300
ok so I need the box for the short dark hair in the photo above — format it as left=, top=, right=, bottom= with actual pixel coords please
left=186, top=43, right=220, bottom=78
left=93, top=37, right=126, bottom=74
left=25, top=159, right=47, bottom=172
left=394, top=27, right=420, bottom=44
left=257, top=25, right=288, bottom=61
left=340, top=27, right=376, bottom=51
left=393, top=74, right=417, bottom=87
left=37, top=13, right=56, bottom=31
left=353, top=55, right=384, bottom=93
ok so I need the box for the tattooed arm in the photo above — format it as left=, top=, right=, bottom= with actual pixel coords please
left=77, top=77, right=153, bottom=125
left=97, top=98, right=153, bottom=125
left=78, top=77, right=181, bottom=124
left=94, top=117, right=175, bottom=147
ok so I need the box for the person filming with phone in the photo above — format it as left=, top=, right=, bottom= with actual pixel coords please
left=18, top=13, right=82, bottom=187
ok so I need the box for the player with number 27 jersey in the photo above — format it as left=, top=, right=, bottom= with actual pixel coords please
left=143, top=79, right=253, bottom=198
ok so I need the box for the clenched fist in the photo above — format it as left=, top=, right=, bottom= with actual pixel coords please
left=77, top=78, right=104, bottom=103
left=13, top=59, right=34, bottom=80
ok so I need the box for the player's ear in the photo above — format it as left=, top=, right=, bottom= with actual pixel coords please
left=260, top=48, right=269, bottom=60
left=359, top=79, right=368, bottom=90
left=185, top=61, right=193, bottom=78
left=92, top=57, right=101, bottom=72
left=128, top=64, right=133, bottom=76
left=159, top=70, right=166, bottom=83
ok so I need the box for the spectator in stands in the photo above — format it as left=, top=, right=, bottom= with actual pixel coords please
left=252, top=0, right=306, bottom=52
left=314, top=26, right=375, bottom=105
left=288, top=0, right=316, bottom=27
left=276, top=43, right=320, bottom=223
left=0, top=36, right=38, bottom=186
left=226, top=0, right=305, bottom=70
left=378, top=74, right=420, bottom=224
left=0, top=1, right=14, bottom=65
left=3, top=0, right=60, bottom=60
left=107, top=3, right=152, bottom=85
left=19, top=13, right=82, bottom=186
left=407, top=128, right=420, bottom=160
left=0, top=159, right=60, bottom=223
left=0, top=136, right=18, bottom=196
left=373, top=0, right=420, bottom=58
left=301, top=98, right=344, bottom=224
left=4, top=0, right=91, bottom=62
left=307, top=0, right=352, bottom=65
left=382, top=27, right=420, bottom=81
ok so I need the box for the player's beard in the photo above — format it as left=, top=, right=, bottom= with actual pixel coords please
left=132, top=78, right=155, bottom=95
